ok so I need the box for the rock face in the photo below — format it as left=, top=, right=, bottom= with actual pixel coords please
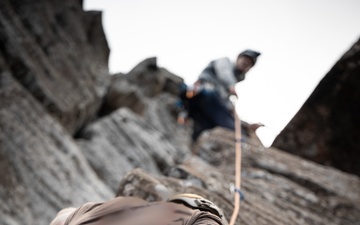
left=117, top=128, right=360, bottom=225
left=0, top=0, right=109, bottom=135
left=0, top=1, right=359, bottom=225
left=0, top=73, right=112, bottom=225
left=272, top=39, right=360, bottom=176
left=77, top=58, right=191, bottom=192
left=0, top=1, right=112, bottom=224
left=100, top=57, right=184, bottom=117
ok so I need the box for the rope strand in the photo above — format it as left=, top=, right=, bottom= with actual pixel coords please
left=229, top=98, right=243, bottom=225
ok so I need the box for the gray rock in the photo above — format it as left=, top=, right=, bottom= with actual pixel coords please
left=102, top=74, right=146, bottom=116
left=126, top=57, right=184, bottom=97
left=116, top=127, right=360, bottom=225
left=193, top=128, right=360, bottom=225
left=143, top=93, right=192, bottom=160
left=0, top=73, right=112, bottom=225
left=77, top=107, right=183, bottom=191
left=0, top=0, right=110, bottom=135
left=272, top=38, right=360, bottom=176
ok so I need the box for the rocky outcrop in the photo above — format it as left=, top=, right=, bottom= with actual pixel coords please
left=0, top=1, right=112, bottom=224
left=100, top=57, right=184, bottom=116
left=77, top=58, right=191, bottom=192
left=117, top=128, right=360, bottom=225
left=0, top=0, right=109, bottom=135
left=126, top=57, right=184, bottom=97
left=272, top=38, right=360, bottom=176
left=101, top=74, right=146, bottom=116
left=0, top=73, right=112, bottom=225
left=76, top=106, right=185, bottom=192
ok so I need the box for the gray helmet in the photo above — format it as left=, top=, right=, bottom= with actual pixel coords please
left=238, top=49, right=261, bottom=65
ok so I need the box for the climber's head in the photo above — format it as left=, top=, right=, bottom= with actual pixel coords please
left=235, top=49, right=261, bottom=74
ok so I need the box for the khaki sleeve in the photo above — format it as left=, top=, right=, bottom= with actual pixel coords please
left=187, top=210, right=225, bottom=225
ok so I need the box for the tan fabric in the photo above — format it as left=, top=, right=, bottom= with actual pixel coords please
left=50, top=208, right=77, bottom=225
left=55, top=196, right=223, bottom=225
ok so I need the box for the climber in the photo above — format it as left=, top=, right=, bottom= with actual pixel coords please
left=50, top=193, right=228, bottom=225
left=179, top=49, right=261, bottom=141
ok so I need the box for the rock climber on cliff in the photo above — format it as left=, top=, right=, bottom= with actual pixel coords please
left=179, top=49, right=261, bottom=141
left=50, top=193, right=228, bottom=225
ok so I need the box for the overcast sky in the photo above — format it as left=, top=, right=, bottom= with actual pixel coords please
left=84, top=0, right=360, bottom=146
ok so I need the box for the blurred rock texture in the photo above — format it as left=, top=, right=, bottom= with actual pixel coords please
left=272, top=38, right=360, bottom=177
left=0, top=1, right=359, bottom=225
left=0, top=0, right=109, bottom=135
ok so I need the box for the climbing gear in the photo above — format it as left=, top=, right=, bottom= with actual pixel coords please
left=175, top=100, right=188, bottom=125
left=229, top=96, right=243, bottom=225
left=229, top=184, right=245, bottom=201
left=168, top=193, right=228, bottom=224
left=234, top=188, right=245, bottom=201
left=177, top=110, right=188, bottom=125
left=176, top=82, right=197, bottom=125
left=176, top=81, right=203, bottom=126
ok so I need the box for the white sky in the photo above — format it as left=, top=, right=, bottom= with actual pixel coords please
left=84, top=0, right=360, bottom=147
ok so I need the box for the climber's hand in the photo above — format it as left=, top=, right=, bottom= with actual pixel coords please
left=228, top=86, right=237, bottom=97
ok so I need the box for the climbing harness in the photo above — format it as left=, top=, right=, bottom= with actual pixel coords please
left=229, top=96, right=242, bottom=225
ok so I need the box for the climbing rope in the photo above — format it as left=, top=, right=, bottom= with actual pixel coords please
left=229, top=96, right=243, bottom=225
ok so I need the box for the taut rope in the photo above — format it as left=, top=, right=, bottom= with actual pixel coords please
left=229, top=98, right=243, bottom=225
